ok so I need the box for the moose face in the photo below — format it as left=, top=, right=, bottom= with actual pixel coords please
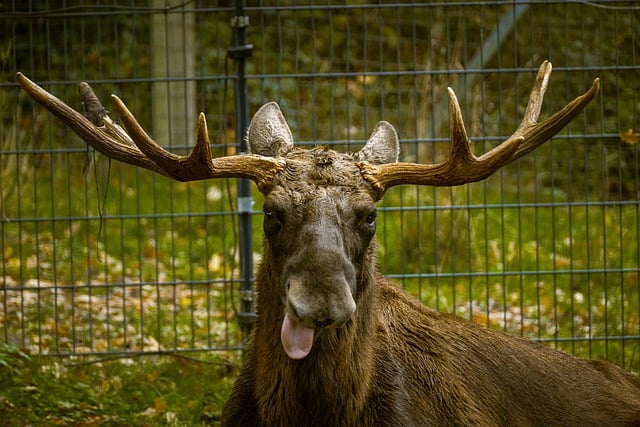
left=248, top=103, right=399, bottom=359
left=262, top=181, right=375, bottom=359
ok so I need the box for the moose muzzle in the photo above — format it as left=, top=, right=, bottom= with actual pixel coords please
left=280, top=224, right=357, bottom=359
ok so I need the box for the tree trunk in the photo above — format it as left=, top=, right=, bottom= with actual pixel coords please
left=151, top=0, right=196, bottom=148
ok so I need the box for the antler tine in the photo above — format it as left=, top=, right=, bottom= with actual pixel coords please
left=363, top=61, right=600, bottom=193
left=16, top=72, right=284, bottom=186
left=108, top=93, right=217, bottom=180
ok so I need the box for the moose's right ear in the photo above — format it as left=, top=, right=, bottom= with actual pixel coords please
left=248, top=102, right=295, bottom=157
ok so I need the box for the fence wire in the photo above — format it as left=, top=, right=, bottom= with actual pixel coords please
left=1, top=1, right=639, bottom=372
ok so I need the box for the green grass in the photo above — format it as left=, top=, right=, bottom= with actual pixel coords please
left=0, top=343, right=236, bottom=426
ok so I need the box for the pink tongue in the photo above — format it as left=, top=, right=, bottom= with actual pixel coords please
left=280, top=312, right=315, bottom=360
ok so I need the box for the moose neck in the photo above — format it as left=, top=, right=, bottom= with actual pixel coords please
left=251, top=241, right=380, bottom=423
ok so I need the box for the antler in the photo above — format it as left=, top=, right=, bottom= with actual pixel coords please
left=15, top=72, right=284, bottom=187
left=361, top=61, right=600, bottom=192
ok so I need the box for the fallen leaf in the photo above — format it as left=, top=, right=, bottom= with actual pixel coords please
left=154, top=397, right=166, bottom=413
left=620, top=128, right=640, bottom=145
left=139, top=406, right=156, bottom=417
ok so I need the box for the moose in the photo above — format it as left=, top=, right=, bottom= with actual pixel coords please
left=17, top=61, right=640, bottom=426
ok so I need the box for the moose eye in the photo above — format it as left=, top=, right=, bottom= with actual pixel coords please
left=263, top=203, right=283, bottom=238
left=364, top=208, right=377, bottom=226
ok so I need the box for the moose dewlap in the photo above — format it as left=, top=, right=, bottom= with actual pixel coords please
left=17, top=62, right=640, bottom=426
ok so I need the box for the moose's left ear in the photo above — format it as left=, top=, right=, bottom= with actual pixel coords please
left=355, top=121, right=399, bottom=165
left=248, top=102, right=295, bottom=157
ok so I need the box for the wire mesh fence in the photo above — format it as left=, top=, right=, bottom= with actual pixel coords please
left=1, top=1, right=639, bottom=372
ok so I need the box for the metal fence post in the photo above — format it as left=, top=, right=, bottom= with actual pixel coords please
left=228, top=0, right=255, bottom=346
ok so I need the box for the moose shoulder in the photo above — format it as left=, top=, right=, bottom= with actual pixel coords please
left=17, top=61, right=640, bottom=426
